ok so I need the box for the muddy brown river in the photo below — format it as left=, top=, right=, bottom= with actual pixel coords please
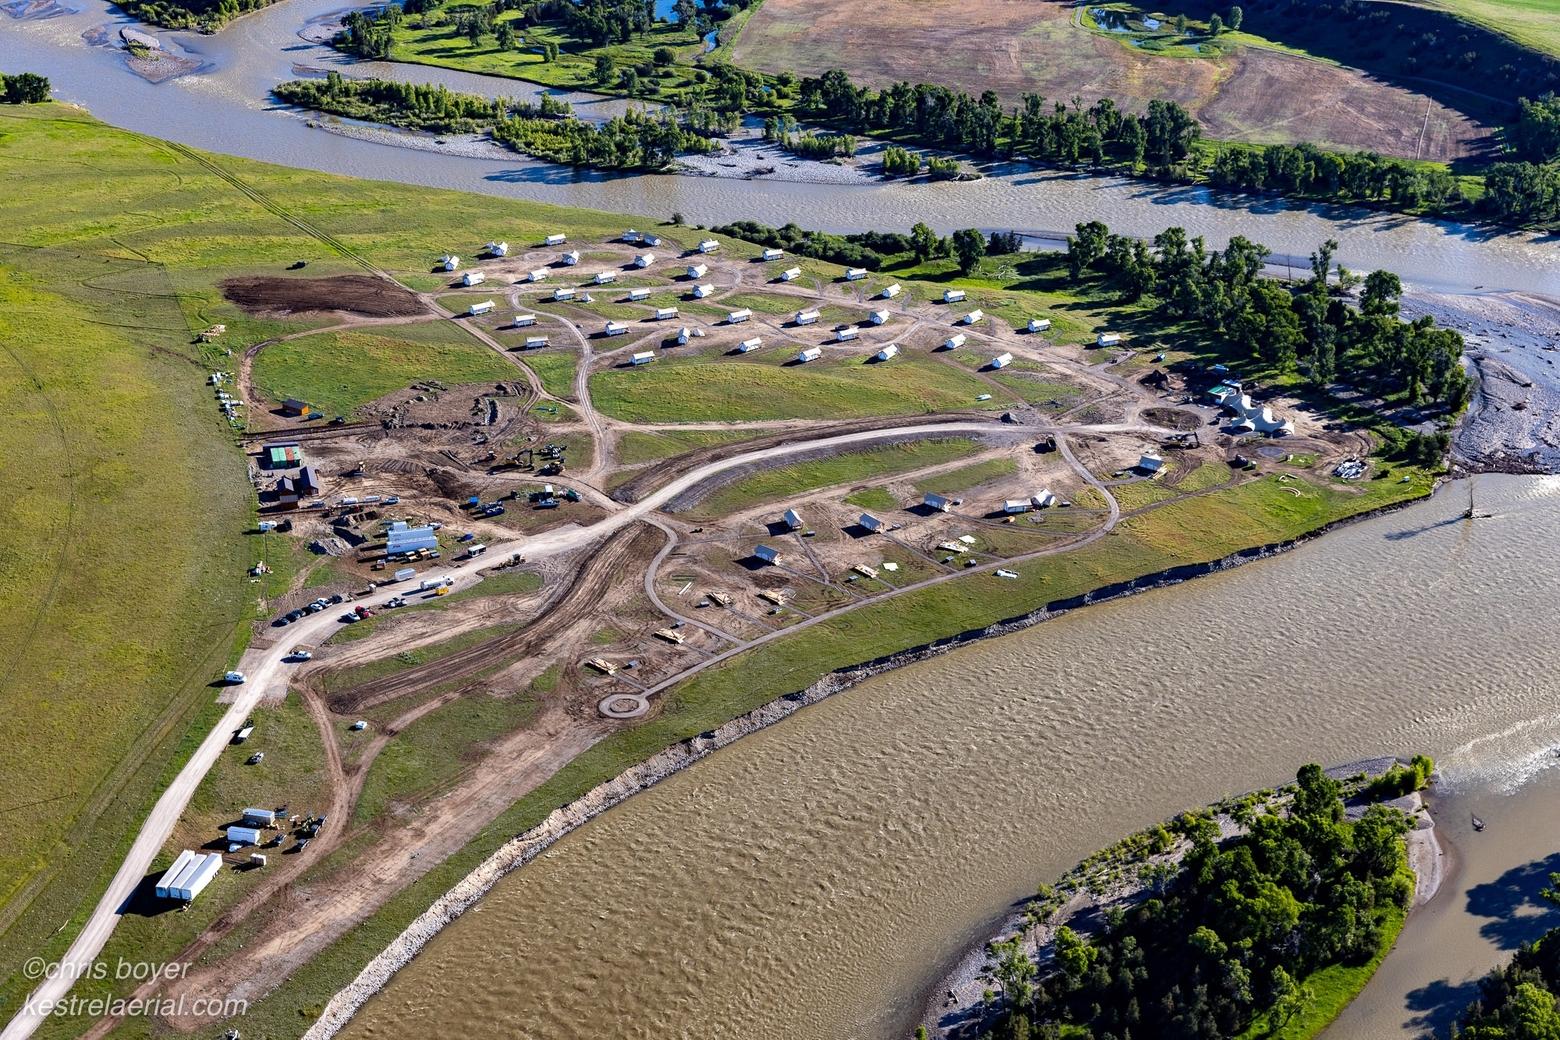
left=336, top=475, right=1560, bottom=1039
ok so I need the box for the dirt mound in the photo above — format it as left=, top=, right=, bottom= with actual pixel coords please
left=221, top=275, right=426, bottom=318
left=1142, top=407, right=1202, bottom=431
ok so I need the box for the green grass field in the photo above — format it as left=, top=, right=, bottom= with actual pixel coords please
left=523, top=350, right=579, bottom=400
left=615, top=427, right=756, bottom=466
left=251, top=323, right=517, bottom=419
left=1417, top=0, right=1560, bottom=58
left=914, top=457, right=1019, bottom=495
left=590, top=355, right=1000, bottom=423
left=690, top=438, right=980, bottom=516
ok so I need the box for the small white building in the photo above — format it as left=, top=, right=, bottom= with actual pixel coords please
left=762, top=248, right=785, bottom=261
left=844, top=267, right=868, bottom=281
left=923, top=492, right=951, bottom=512
left=468, top=300, right=496, bottom=317
left=796, top=346, right=823, bottom=364
left=875, top=343, right=899, bottom=362
left=782, top=508, right=804, bottom=530
left=527, top=268, right=549, bottom=283
left=544, top=233, right=567, bottom=246
left=961, top=309, right=985, bottom=325
left=858, top=512, right=883, bottom=533
left=562, top=250, right=581, bottom=266
left=595, top=270, right=617, bottom=285
left=693, top=283, right=716, bottom=299
left=794, top=309, right=820, bottom=326
left=836, top=327, right=859, bottom=342
left=524, top=336, right=549, bottom=349
left=677, top=326, right=695, bottom=345
left=553, top=287, right=576, bottom=301
left=462, top=270, right=486, bottom=287
left=1031, top=490, right=1058, bottom=509
left=738, top=337, right=762, bottom=353
left=869, top=309, right=890, bottom=325
left=754, top=544, right=781, bottom=565
left=485, top=241, right=509, bottom=257
left=943, top=333, right=967, bottom=351
left=990, top=352, right=1014, bottom=369
left=440, top=255, right=460, bottom=272
left=727, top=308, right=752, bottom=324
left=603, top=320, right=629, bottom=336
left=779, top=267, right=803, bottom=282
left=623, top=228, right=641, bottom=243
left=881, top=283, right=901, bottom=299
left=655, top=307, right=679, bottom=321
left=242, top=807, right=278, bottom=827
left=698, top=239, right=719, bottom=253
left=627, top=287, right=652, bottom=301
left=642, top=233, right=662, bottom=247
left=1138, top=452, right=1164, bottom=474
left=1003, top=499, right=1031, bottom=514
left=630, top=351, right=656, bottom=365
left=943, top=288, right=966, bottom=303
left=1097, top=332, right=1122, bottom=347
left=635, top=252, right=657, bottom=268
left=1028, top=318, right=1052, bottom=333
left=686, top=262, right=708, bottom=279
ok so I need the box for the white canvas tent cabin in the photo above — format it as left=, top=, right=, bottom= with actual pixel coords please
left=627, top=287, right=652, bottom=301
left=461, top=270, right=486, bottom=286
left=782, top=508, right=804, bottom=530
left=923, top=492, right=951, bottom=512
left=990, top=352, right=1014, bottom=369
left=634, top=252, right=657, bottom=268
left=544, top=233, right=567, bottom=246
left=727, top=308, right=753, bottom=324
left=698, top=239, right=719, bottom=253
left=527, top=268, right=549, bottom=283
left=875, top=343, right=899, bottom=362
left=562, top=250, right=581, bottom=265
left=779, top=267, right=802, bottom=282
left=630, top=351, right=656, bottom=365
left=754, top=544, right=781, bottom=564
left=943, top=288, right=966, bottom=303
left=762, top=248, right=784, bottom=261
left=439, top=255, right=460, bottom=272
left=835, top=327, right=859, bottom=342
left=655, top=307, right=679, bottom=320
left=796, top=346, right=823, bottom=363
left=468, top=300, right=496, bottom=316
left=960, top=309, right=985, bottom=325
left=844, top=267, right=868, bottom=281
left=686, top=262, right=709, bottom=279
left=738, top=337, right=762, bottom=353
left=553, top=287, right=577, bottom=301
left=595, top=270, right=617, bottom=284
left=1028, top=318, right=1051, bottom=333
left=1137, top=452, right=1165, bottom=474
left=858, top=512, right=884, bottom=532
left=693, top=283, right=716, bottom=298
left=1097, top=332, right=1122, bottom=347
left=794, top=309, right=820, bottom=325
left=881, top=283, right=901, bottom=299
left=943, top=333, right=966, bottom=350
left=484, top=241, right=509, bottom=257
left=870, top=310, right=890, bottom=325
left=603, top=320, right=629, bottom=336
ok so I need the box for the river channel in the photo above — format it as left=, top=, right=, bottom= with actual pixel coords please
left=335, top=475, right=1560, bottom=1040
left=3, top=0, right=1559, bottom=295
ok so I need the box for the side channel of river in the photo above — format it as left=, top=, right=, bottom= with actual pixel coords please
left=335, top=475, right=1560, bottom=1040
left=2, top=0, right=1558, bottom=295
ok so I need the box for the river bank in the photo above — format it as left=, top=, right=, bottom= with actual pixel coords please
left=924, top=762, right=1445, bottom=1039
left=308, top=485, right=1434, bottom=1039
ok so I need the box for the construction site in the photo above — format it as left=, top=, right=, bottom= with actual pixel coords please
left=99, top=224, right=1377, bottom=1033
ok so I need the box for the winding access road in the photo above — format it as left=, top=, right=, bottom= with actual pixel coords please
left=1, top=415, right=1158, bottom=1040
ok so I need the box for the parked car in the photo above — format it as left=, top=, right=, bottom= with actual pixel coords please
left=289, top=649, right=313, bottom=662
left=246, top=751, right=264, bottom=765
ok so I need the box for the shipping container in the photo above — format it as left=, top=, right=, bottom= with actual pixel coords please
left=155, top=850, right=196, bottom=899
left=394, top=567, right=417, bottom=582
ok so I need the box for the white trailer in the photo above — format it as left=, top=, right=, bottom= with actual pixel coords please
left=175, top=853, right=223, bottom=902
left=242, top=807, right=278, bottom=827
left=1097, top=332, right=1122, bottom=347
left=226, top=825, right=263, bottom=847
left=155, top=850, right=196, bottom=899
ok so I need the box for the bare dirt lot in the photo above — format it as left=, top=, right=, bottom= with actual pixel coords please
left=731, top=0, right=1491, bottom=161
left=221, top=275, right=429, bottom=318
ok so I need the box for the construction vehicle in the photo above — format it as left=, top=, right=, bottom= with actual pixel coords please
left=562, top=488, right=581, bottom=503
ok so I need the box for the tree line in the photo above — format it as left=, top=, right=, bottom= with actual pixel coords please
left=1066, top=220, right=1469, bottom=415
left=1, top=73, right=50, bottom=104
left=980, top=764, right=1415, bottom=1040
left=272, top=73, right=712, bottom=170
left=1454, top=914, right=1560, bottom=1039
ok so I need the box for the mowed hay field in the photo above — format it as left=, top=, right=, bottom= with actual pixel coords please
left=731, top=0, right=1491, bottom=162
left=1419, top=0, right=1560, bottom=58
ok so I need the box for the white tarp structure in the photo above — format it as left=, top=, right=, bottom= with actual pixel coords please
left=1215, top=386, right=1294, bottom=435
